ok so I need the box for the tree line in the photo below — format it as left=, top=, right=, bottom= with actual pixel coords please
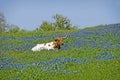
left=0, top=12, right=20, bottom=34
left=37, top=14, right=77, bottom=31
left=0, top=12, right=78, bottom=34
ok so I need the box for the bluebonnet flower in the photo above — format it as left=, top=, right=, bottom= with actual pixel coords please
left=80, top=58, right=89, bottom=64
left=94, top=55, right=101, bottom=60
left=0, top=58, right=14, bottom=65
left=73, top=71, right=79, bottom=74
left=100, top=52, right=112, bottom=60
left=60, top=43, right=69, bottom=50
left=0, top=37, right=10, bottom=41
left=9, top=64, right=24, bottom=69
left=73, top=40, right=86, bottom=47
left=2, top=64, right=9, bottom=69
left=48, top=58, right=59, bottom=64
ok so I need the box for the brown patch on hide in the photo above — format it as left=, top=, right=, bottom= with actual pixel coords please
left=53, top=36, right=64, bottom=50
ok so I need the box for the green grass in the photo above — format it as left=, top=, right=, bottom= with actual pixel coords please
left=0, top=25, right=120, bottom=80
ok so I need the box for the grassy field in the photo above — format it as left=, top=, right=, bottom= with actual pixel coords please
left=0, top=24, right=120, bottom=80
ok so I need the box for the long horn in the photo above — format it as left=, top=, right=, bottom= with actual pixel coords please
left=62, top=35, right=68, bottom=38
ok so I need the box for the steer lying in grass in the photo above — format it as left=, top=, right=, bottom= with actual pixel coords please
left=31, top=36, right=66, bottom=51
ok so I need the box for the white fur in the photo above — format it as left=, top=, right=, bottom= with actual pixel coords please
left=31, top=42, right=55, bottom=51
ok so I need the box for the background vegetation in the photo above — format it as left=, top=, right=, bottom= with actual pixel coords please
left=0, top=13, right=77, bottom=35
left=0, top=12, right=120, bottom=80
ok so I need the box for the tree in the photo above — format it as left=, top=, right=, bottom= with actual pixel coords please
left=39, top=21, right=55, bottom=31
left=53, top=14, right=72, bottom=30
left=0, top=12, right=6, bottom=33
left=37, top=14, right=78, bottom=32
left=8, top=24, right=20, bottom=33
left=0, top=12, right=20, bottom=33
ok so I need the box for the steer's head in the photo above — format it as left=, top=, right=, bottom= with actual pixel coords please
left=53, top=36, right=67, bottom=50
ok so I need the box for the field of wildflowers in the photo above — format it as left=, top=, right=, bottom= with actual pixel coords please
left=0, top=23, right=120, bottom=80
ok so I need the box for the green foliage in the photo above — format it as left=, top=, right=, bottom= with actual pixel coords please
left=0, top=11, right=120, bottom=80
left=0, top=13, right=78, bottom=33
left=8, top=24, right=20, bottom=33
left=0, top=12, right=6, bottom=33
left=53, top=14, right=72, bottom=30
left=84, top=24, right=105, bottom=30
left=37, top=14, right=77, bottom=31
left=0, top=24, right=120, bottom=80
left=0, top=25, right=4, bottom=34
left=0, top=12, right=20, bottom=34
left=39, top=21, right=55, bottom=31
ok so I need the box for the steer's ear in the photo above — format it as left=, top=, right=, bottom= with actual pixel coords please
left=53, top=36, right=59, bottom=41
left=54, top=38, right=58, bottom=41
